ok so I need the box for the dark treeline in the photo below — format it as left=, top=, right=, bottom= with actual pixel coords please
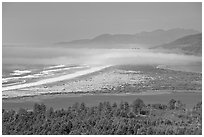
left=2, top=98, right=202, bottom=135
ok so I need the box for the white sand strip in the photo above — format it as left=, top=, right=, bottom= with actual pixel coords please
left=2, top=65, right=111, bottom=91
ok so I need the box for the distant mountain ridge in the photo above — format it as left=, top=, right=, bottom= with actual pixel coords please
left=57, top=28, right=199, bottom=48
left=152, top=33, right=202, bottom=56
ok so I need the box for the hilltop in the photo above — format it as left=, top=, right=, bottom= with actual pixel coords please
left=56, top=28, right=199, bottom=49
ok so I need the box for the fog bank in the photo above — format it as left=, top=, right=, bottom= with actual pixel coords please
left=3, top=47, right=201, bottom=67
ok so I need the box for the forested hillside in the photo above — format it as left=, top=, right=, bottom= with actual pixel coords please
left=2, top=98, right=202, bottom=135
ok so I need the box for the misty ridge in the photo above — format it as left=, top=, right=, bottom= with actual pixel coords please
left=56, top=28, right=200, bottom=49
left=152, top=33, right=202, bottom=56
left=3, top=28, right=202, bottom=68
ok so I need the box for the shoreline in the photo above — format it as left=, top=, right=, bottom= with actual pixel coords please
left=2, top=89, right=201, bottom=102
left=2, top=65, right=112, bottom=91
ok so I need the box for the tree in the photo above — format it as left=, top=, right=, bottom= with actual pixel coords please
left=168, top=99, right=176, bottom=110
left=124, top=102, right=130, bottom=113
left=80, top=102, right=86, bottom=111
left=18, top=108, right=28, bottom=120
left=175, top=100, right=186, bottom=110
left=60, top=121, right=73, bottom=134
left=33, top=103, right=46, bottom=115
left=132, top=98, right=145, bottom=115
left=98, top=102, right=103, bottom=112
left=46, top=107, right=54, bottom=118
left=112, top=102, right=117, bottom=108
left=193, top=102, right=202, bottom=111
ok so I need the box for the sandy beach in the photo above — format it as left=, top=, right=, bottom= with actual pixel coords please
left=2, top=65, right=111, bottom=92
left=3, top=65, right=153, bottom=98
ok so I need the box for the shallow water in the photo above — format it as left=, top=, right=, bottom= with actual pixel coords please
left=2, top=64, right=88, bottom=88
left=2, top=92, right=201, bottom=110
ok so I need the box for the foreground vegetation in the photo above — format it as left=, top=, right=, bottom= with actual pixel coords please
left=2, top=98, right=202, bottom=135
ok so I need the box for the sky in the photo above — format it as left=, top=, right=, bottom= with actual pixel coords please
left=2, top=2, right=202, bottom=44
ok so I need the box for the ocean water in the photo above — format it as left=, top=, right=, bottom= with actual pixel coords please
left=2, top=64, right=89, bottom=87
left=2, top=46, right=91, bottom=89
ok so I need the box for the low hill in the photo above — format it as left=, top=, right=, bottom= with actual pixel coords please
left=152, top=33, right=202, bottom=56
